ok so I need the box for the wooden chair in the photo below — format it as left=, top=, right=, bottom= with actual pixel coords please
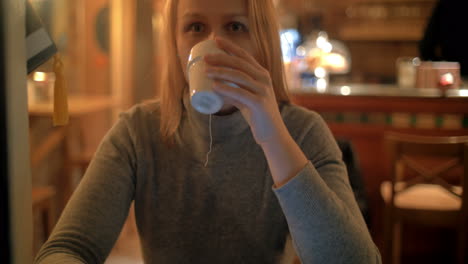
left=380, top=132, right=468, bottom=264
left=32, top=186, right=56, bottom=254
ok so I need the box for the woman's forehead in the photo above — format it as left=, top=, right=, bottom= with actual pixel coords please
left=177, top=0, right=248, bottom=18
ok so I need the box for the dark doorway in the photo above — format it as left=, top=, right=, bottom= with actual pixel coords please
left=0, top=0, right=12, bottom=260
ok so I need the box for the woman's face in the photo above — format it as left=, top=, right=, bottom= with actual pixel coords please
left=176, top=0, right=257, bottom=82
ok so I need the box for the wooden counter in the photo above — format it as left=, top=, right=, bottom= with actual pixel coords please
left=28, top=95, right=115, bottom=117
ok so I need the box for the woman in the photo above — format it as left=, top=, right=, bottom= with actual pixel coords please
left=35, top=0, right=381, bottom=263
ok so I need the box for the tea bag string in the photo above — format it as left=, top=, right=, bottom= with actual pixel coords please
left=204, top=114, right=213, bottom=167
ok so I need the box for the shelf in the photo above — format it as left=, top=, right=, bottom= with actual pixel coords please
left=339, top=20, right=426, bottom=41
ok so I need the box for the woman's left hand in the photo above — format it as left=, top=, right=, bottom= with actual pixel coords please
left=204, top=37, right=288, bottom=145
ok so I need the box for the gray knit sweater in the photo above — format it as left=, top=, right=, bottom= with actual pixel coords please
left=35, top=96, right=381, bottom=263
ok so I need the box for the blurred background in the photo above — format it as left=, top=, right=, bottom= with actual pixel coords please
left=23, top=0, right=468, bottom=263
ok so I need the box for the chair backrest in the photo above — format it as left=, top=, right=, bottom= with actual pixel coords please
left=384, top=132, right=468, bottom=204
left=384, top=132, right=468, bottom=263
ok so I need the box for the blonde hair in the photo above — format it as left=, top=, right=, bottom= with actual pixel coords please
left=158, top=0, right=290, bottom=144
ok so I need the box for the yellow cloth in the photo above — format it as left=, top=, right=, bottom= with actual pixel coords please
left=53, top=54, right=69, bottom=126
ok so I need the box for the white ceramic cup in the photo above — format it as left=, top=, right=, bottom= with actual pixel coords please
left=187, top=39, right=228, bottom=115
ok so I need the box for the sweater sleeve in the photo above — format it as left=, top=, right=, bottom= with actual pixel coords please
left=273, top=112, right=381, bottom=264
left=34, top=112, right=138, bottom=264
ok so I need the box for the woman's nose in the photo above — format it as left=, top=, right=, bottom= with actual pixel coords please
left=207, top=29, right=225, bottom=41
left=207, top=33, right=217, bottom=41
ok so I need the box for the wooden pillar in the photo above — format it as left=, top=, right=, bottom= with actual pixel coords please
left=110, top=0, right=135, bottom=118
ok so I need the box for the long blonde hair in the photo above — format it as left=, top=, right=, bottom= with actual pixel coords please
left=158, top=0, right=290, bottom=144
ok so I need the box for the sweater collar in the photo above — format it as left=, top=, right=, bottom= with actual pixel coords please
left=181, top=91, right=250, bottom=142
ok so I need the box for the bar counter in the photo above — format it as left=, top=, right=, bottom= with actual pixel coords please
left=290, top=84, right=468, bottom=237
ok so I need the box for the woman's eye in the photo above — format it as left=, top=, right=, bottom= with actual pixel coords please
left=227, top=22, right=247, bottom=32
left=187, top=23, right=205, bottom=33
